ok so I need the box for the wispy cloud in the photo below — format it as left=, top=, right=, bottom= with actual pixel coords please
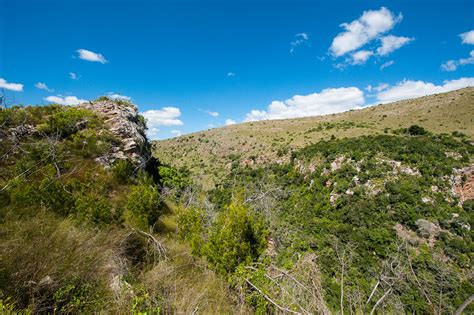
left=380, top=60, right=395, bottom=70
left=0, top=78, right=23, bottom=92
left=45, top=95, right=87, bottom=105
left=206, top=111, right=219, bottom=117
left=441, top=50, right=474, bottom=71
left=171, top=130, right=182, bottom=137
left=227, top=72, right=235, bottom=77
left=107, top=93, right=132, bottom=101
left=76, top=49, right=108, bottom=64
left=35, top=82, right=54, bottom=92
left=69, top=72, right=79, bottom=80
left=290, top=32, right=310, bottom=53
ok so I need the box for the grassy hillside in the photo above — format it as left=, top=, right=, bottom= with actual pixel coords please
left=0, top=102, right=241, bottom=313
left=153, top=87, right=474, bottom=189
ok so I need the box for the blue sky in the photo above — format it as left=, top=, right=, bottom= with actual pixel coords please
left=1, top=0, right=473, bottom=139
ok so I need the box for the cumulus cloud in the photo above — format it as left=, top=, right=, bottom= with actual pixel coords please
left=227, top=72, right=235, bottom=77
left=460, top=30, right=474, bottom=45
left=376, top=77, right=474, bottom=103
left=76, top=49, right=108, bottom=64
left=225, top=119, right=236, bottom=126
left=351, top=50, right=374, bottom=65
left=380, top=60, right=395, bottom=70
left=207, top=111, right=219, bottom=117
left=141, top=107, right=184, bottom=140
left=35, top=82, right=53, bottom=92
left=330, top=7, right=402, bottom=57
left=377, top=35, right=414, bottom=56
left=45, top=95, right=87, bottom=105
left=0, top=78, right=23, bottom=92
left=69, top=72, right=79, bottom=80
left=441, top=50, right=474, bottom=71
left=244, top=87, right=365, bottom=122
left=290, top=32, right=310, bottom=53
left=107, top=93, right=132, bottom=101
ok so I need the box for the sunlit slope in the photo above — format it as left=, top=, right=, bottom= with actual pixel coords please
left=153, top=87, right=474, bottom=188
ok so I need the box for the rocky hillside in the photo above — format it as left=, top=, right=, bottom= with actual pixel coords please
left=77, top=97, right=151, bottom=168
left=153, top=87, right=474, bottom=189
left=0, top=98, right=240, bottom=313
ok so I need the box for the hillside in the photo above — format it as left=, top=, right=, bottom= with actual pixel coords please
left=153, top=87, right=474, bottom=189
left=0, top=99, right=242, bottom=313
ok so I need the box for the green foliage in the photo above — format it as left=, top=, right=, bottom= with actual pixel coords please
left=126, top=182, right=161, bottom=229
left=113, top=159, right=136, bottom=183
left=176, top=206, right=206, bottom=255
left=203, top=202, right=268, bottom=275
left=158, top=166, right=191, bottom=191
left=75, top=192, right=115, bottom=225
left=208, top=133, right=473, bottom=312
left=39, top=107, right=100, bottom=138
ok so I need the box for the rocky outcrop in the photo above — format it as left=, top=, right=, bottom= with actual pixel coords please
left=452, top=165, right=474, bottom=204
left=78, top=99, right=151, bottom=169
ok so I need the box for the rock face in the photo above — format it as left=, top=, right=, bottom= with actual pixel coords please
left=78, top=99, right=151, bottom=168
left=452, top=165, right=474, bottom=204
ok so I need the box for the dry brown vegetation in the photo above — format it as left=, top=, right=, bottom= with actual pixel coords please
left=153, top=88, right=474, bottom=188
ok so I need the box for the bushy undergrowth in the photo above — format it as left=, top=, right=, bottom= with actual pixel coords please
left=0, top=104, right=167, bottom=312
left=203, top=131, right=473, bottom=313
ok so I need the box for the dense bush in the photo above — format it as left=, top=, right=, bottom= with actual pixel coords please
left=203, top=202, right=268, bottom=275
left=125, top=180, right=161, bottom=229
left=208, top=133, right=473, bottom=313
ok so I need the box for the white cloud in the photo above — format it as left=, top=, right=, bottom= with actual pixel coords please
left=141, top=107, right=183, bottom=127
left=141, top=107, right=183, bottom=140
left=366, top=83, right=389, bottom=93
left=460, top=30, right=474, bottom=45
left=330, top=7, right=402, bottom=57
left=171, top=130, right=182, bottom=137
left=207, top=111, right=219, bottom=117
left=227, top=72, right=235, bottom=77
left=76, top=49, right=108, bottom=64
left=45, top=95, right=87, bottom=105
left=147, top=127, right=160, bottom=139
left=69, top=72, right=79, bottom=80
left=377, top=35, right=414, bottom=56
left=35, top=82, right=53, bottom=92
left=441, top=50, right=474, bottom=71
left=376, top=77, right=474, bottom=103
left=244, top=87, right=365, bottom=122
left=0, top=78, right=23, bottom=92
left=290, top=32, right=310, bottom=53
left=107, top=93, right=132, bottom=101
left=380, top=60, right=395, bottom=70
left=351, top=50, right=373, bottom=64
left=225, top=119, right=236, bottom=126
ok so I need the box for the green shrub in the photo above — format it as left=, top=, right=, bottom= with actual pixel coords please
left=176, top=206, right=206, bottom=255
left=112, top=159, right=135, bottom=184
left=125, top=183, right=161, bottom=229
left=75, top=193, right=114, bottom=225
left=203, top=202, right=268, bottom=275
left=158, top=166, right=191, bottom=191
left=40, top=107, right=99, bottom=138
left=407, top=124, right=428, bottom=136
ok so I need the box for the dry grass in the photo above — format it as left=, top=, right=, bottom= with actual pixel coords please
left=153, top=87, right=474, bottom=189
